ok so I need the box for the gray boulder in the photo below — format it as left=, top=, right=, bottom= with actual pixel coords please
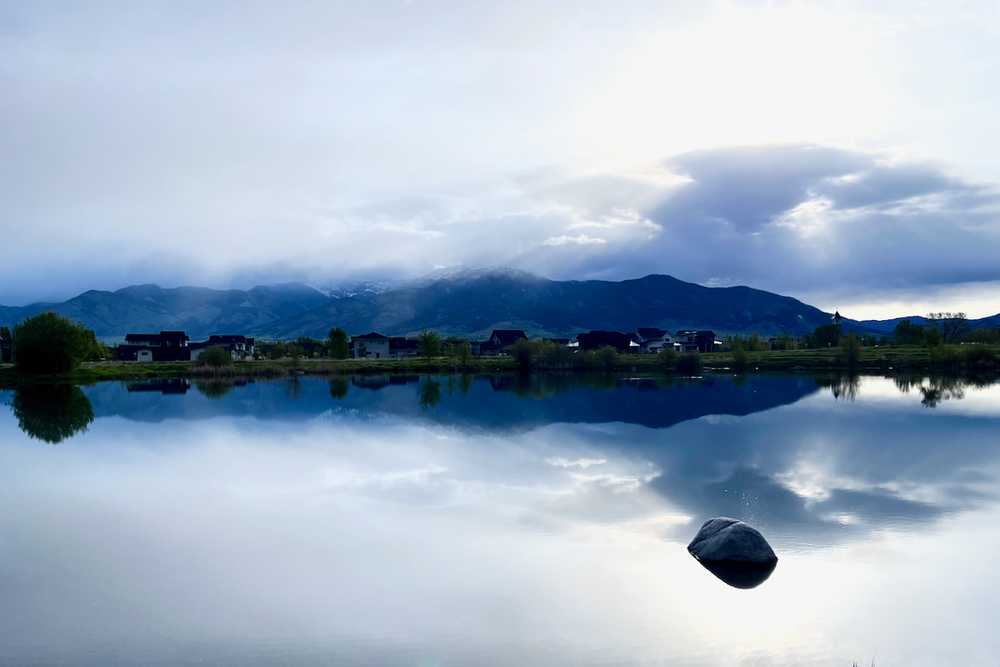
left=688, top=517, right=777, bottom=589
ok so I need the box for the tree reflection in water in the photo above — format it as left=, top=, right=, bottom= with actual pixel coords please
left=12, top=383, right=94, bottom=444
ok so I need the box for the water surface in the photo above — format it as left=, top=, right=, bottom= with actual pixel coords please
left=2, top=373, right=999, bottom=665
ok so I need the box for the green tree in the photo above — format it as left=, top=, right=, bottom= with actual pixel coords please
left=731, top=343, right=750, bottom=373
left=656, top=346, right=677, bottom=371
left=509, top=338, right=536, bottom=370
left=807, top=323, right=842, bottom=349
left=327, top=328, right=350, bottom=359
left=197, top=346, right=233, bottom=368
left=417, top=330, right=442, bottom=357
left=14, top=312, right=95, bottom=373
left=838, top=332, right=862, bottom=369
left=893, top=320, right=925, bottom=346
left=927, top=312, right=969, bottom=343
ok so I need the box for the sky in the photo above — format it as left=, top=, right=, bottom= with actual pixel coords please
left=2, top=1, right=999, bottom=318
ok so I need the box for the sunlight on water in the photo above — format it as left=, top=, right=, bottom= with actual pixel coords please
left=1, top=373, right=999, bottom=665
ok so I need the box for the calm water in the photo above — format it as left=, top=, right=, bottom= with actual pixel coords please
left=2, top=373, right=999, bottom=666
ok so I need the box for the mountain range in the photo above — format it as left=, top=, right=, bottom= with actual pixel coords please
left=1, top=269, right=997, bottom=340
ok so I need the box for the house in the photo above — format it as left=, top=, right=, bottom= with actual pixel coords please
left=577, top=330, right=631, bottom=352
left=117, top=331, right=191, bottom=361
left=389, top=337, right=419, bottom=358
left=351, top=332, right=390, bottom=359
left=478, top=329, right=527, bottom=355
left=190, top=334, right=256, bottom=361
left=635, top=327, right=679, bottom=353
left=675, top=330, right=719, bottom=353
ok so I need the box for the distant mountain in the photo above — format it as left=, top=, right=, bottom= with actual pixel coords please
left=1, top=270, right=996, bottom=340
left=266, top=270, right=837, bottom=338
left=0, top=282, right=329, bottom=340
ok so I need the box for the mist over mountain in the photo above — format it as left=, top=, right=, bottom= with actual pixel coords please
left=1, top=269, right=996, bottom=340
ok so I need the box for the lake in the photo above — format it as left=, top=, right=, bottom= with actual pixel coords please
left=2, top=372, right=999, bottom=666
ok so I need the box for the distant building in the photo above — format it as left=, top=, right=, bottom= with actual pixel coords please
left=117, top=331, right=190, bottom=361
left=634, top=328, right=678, bottom=353
left=190, top=335, right=256, bottom=361
left=388, top=337, right=419, bottom=358
left=351, top=332, right=390, bottom=359
left=577, top=330, right=631, bottom=352
left=478, top=329, right=527, bottom=355
left=675, top=330, right=719, bottom=353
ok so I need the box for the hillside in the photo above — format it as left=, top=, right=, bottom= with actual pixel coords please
left=2, top=269, right=997, bottom=340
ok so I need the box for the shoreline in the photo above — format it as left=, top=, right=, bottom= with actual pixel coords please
left=2, top=344, right=998, bottom=384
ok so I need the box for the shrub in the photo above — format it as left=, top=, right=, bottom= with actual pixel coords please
left=197, top=346, right=234, bottom=368
left=509, top=338, right=536, bottom=370
left=13, top=312, right=96, bottom=374
left=675, top=352, right=703, bottom=375
left=595, top=346, right=618, bottom=371
left=962, top=346, right=998, bottom=371
left=656, top=347, right=677, bottom=371
left=731, top=345, right=750, bottom=373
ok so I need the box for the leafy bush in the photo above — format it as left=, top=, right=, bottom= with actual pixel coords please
left=962, top=346, right=998, bottom=371
left=731, top=345, right=750, bottom=373
left=656, top=347, right=677, bottom=371
left=595, top=346, right=618, bottom=371
left=509, top=338, right=536, bottom=370
left=675, top=352, right=703, bottom=375
left=197, top=346, right=234, bottom=368
left=13, top=312, right=96, bottom=373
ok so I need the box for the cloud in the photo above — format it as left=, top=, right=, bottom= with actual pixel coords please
left=542, top=234, right=607, bottom=247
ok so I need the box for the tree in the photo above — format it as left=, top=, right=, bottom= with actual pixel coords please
left=893, top=320, right=925, bottom=346
left=13, top=312, right=95, bottom=373
left=196, top=346, right=233, bottom=368
left=0, top=326, right=12, bottom=363
left=838, top=332, right=862, bottom=369
left=328, top=328, right=350, bottom=359
left=731, top=342, right=750, bottom=373
left=927, top=312, right=969, bottom=343
left=417, top=330, right=442, bottom=357
left=807, top=323, right=842, bottom=349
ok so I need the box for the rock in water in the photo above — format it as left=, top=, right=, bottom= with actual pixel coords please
left=687, top=517, right=778, bottom=589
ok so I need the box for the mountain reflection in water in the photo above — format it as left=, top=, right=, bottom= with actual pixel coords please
left=2, top=372, right=1000, bottom=665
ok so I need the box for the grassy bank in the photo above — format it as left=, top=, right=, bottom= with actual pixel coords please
left=2, top=344, right=998, bottom=384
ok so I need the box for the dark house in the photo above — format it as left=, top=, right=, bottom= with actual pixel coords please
left=351, top=332, right=390, bottom=359
left=478, top=329, right=528, bottom=355
left=117, top=331, right=191, bottom=361
left=389, top=337, right=419, bottom=358
left=577, top=330, right=631, bottom=352
left=676, top=330, right=718, bottom=353
left=635, top=327, right=667, bottom=341
left=189, top=335, right=256, bottom=361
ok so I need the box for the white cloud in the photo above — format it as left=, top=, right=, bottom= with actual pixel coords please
left=542, top=234, right=607, bottom=247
